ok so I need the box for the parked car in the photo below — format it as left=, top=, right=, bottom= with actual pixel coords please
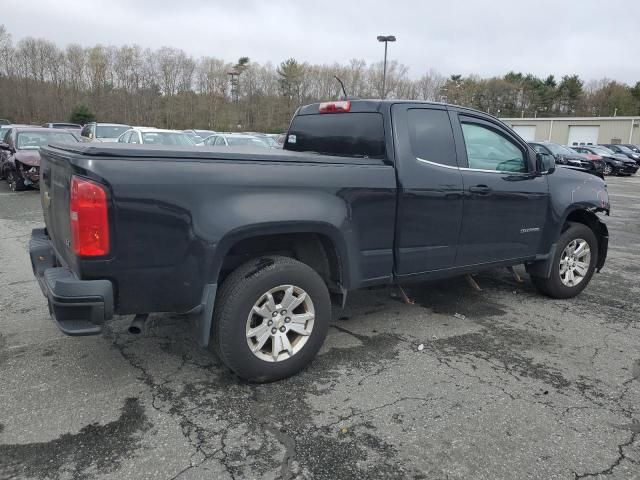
left=600, top=144, right=640, bottom=165
left=202, top=133, right=271, bottom=147
left=529, top=142, right=604, bottom=177
left=30, top=99, right=610, bottom=382
left=0, top=118, right=11, bottom=125
left=80, top=122, right=131, bottom=142
left=0, top=127, right=77, bottom=190
left=117, top=128, right=195, bottom=146
left=569, top=145, right=638, bottom=176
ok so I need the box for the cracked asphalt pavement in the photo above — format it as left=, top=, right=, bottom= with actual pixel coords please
left=1, top=176, right=639, bottom=480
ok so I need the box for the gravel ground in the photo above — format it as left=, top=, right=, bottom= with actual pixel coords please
left=0, top=175, right=639, bottom=480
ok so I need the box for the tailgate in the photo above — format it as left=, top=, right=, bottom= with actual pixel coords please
left=39, top=148, right=76, bottom=268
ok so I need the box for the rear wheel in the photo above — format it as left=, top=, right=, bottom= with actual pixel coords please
left=212, top=255, right=331, bottom=382
left=6, top=166, right=26, bottom=191
left=531, top=222, right=598, bottom=299
left=602, top=163, right=613, bottom=175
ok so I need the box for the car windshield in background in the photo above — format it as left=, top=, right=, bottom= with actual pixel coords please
left=286, top=112, right=386, bottom=159
left=0, top=127, right=9, bottom=140
left=195, top=130, right=216, bottom=138
left=96, top=125, right=130, bottom=138
left=259, top=136, right=278, bottom=147
left=141, top=132, right=194, bottom=146
left=545, top=144, right=575, bottom=156
left=184, top=132, right=203, bottom=142
left=616, top=145, right=634, bottom=154
left=16, top=131, right=77, bottom=149
left=592, top=146, right=614, bottom=155
left=226, top=137, right=267, bottom=147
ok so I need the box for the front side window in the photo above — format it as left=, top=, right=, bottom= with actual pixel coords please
left=407, top=109, right=457, bottom=167
left=214, top=137, right=226, bottom=146
left=130, top=132, right=140, bottom=144
left=461, top=123, right=526, bottom=173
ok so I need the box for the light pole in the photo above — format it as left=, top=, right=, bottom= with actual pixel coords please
left=377, top=35, right=396, bottom=99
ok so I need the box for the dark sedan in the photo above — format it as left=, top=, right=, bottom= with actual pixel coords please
left=529, top=142, right=604, bottom=176
left=0, top=127, right=78, bottom=190
left=570, top=145, right=638, bottom=176
left=601, top=144, right=640, bottom=165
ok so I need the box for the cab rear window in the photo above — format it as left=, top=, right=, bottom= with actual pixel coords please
left=285, top=112, right=385, bottom=159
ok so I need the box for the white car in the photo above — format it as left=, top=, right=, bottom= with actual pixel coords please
left=202, top=133, right=271, bottom=148
left=117, top=128, right=195, bottom=146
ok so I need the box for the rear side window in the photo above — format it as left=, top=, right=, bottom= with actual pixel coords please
left=285, top=112, right=385, bottom=159
left=407, top=109, right=457, bottom=167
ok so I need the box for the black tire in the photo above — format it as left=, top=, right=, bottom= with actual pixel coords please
left=212, top=255, right=331, bottom=382
left=531, top=222, right=598, bottom=299
left=7, top=166, right=26, bottom=191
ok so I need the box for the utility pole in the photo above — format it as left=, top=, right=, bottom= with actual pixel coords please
left=377, top=35, right=396, bottom=99
left=228, top=70, right=240, bottom=129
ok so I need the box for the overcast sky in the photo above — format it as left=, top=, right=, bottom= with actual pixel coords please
left=3, top=0, right=638, bottom=84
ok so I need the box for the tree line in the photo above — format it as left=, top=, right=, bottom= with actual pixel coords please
left=1, top=25, right=639, bottom=132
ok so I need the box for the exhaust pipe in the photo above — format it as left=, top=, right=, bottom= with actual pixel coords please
left=128, top=314, right=149, bottom=335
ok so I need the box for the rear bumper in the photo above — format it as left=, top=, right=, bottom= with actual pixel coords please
left=29, top=228, right=113, bottom=336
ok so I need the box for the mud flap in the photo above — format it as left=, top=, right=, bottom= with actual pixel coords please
left=193, top=283, right=217, bottom=347
left=525, top=244, right=557, bottom=279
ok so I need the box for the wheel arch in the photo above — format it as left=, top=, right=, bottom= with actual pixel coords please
left=211, top=221, right=353, bottom=291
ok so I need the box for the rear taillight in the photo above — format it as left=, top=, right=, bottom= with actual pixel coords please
left=319, top=101, right=351, bottom=113
left=70, top=175, right=110, bottom=257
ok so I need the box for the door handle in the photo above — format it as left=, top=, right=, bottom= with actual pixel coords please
left=469, top=185, right=492, bottom=194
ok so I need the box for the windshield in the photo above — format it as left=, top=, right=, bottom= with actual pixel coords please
left=592, top=146, right=614, bottom=155
left=195, top=130, right=216, bottom=138
left=0, top=127, right=9, bottom=141
left=258, top=136, right=278, bottom=147
left=616, top=145, right=633, bottom=154
left=183, top=132, right=203, bottom=142
left=225, top=136, right=268, bottom=147
left=96, top=125, right=130, bottom=139
left=545, top=144, right=575, bottom=156
left=16, top=131, right=77, bottom=149
left=141, top=132, right=194, bottom=146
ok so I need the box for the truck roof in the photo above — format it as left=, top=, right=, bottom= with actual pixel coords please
left=296, top=99, right=502, bottom=122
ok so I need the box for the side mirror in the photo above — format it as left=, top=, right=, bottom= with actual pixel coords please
left=87, top=132, right=93, bottom=139
left=536, top=152, right=556, bottom=173
left=0, top=142, right=14, bottom=153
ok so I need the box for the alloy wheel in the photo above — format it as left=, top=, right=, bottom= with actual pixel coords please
left=246, top=284, right=315, bottom=362
left=559, top=238, right=591, bottom=287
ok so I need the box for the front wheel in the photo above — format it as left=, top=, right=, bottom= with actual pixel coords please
left=212, top=256, right=331, bottom=382
left=6, top=166, right=26, bottom=191
left=531, top=222, right=598, bottom=299
left=602, top=163, right=613, bottom=176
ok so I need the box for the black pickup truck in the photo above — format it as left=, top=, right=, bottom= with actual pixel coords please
left=29, top=100, right=610, bottom=381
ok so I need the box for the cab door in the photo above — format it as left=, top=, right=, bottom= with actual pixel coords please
left=450, top=111, right=549, bottom=266
left=392, top=104, right=464, bottom=276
